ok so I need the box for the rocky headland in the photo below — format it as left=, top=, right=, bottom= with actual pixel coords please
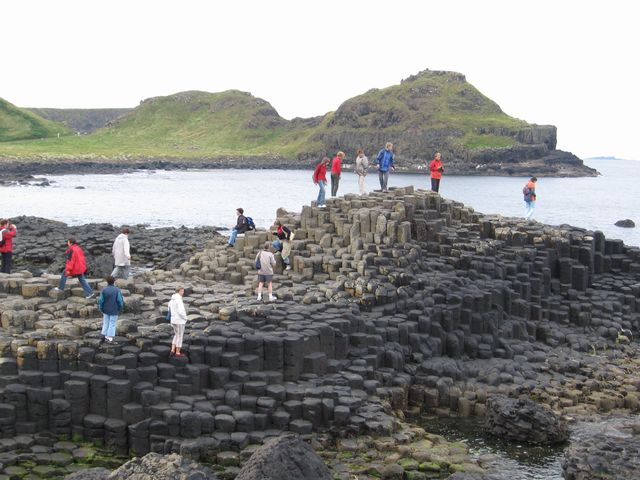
left=0, top=187, right=638, bottom=479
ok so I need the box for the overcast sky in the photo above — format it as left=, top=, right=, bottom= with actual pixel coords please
left=1, top=0, right=638, bottom=159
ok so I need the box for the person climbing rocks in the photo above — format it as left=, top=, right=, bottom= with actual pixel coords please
left=111, top=227, right=131, bottom=279
left=313, top=157, right=330, bottom=207
left=256, top=241, right=276, bottom=302
left=376, top=142, right=395, bottom=192
left=169, top=286, right=188, bottom=357
left=354, top=149, right=369, bottom=195
left=523, top=176, right=538, bottom=220
left=429, top=152, right=444, bottom=193
left=228, top=208, right=249, bottom=247
left=54, top=237, right=94, bottom=299
left=271, top=219, right=293, bottom=270
left=0, top=219, right=17, bottom=274
left=98, top=275, right=125, bottom=343
left=330, top=151, right=345, bottom=197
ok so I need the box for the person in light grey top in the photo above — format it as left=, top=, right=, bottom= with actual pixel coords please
left=354, top=148, right=369, bottom=195
left=111, top=228, right=131, bottom=279
left=255, top=241, right=276, bottom=302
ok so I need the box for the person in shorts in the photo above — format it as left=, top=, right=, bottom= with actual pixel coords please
left=255, top=241, right=276, bottom=302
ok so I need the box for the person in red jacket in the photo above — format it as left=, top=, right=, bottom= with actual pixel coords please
left=54, top=237, right=94, bottom=298
left=313, top=157, right=330, bottom=207
left=429, top=152, right=444, bottom=193
left=330, top=151, right=345, bottom=197
left=0, top=219, right=17, bottom=274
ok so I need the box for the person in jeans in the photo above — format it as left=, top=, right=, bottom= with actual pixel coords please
left=330, top=151, right=345, bottom=197
left=169, top=287, right=188, bottom=357
left=375, top=142, right=395, bottom=192
left=354, top=149, right=369, bottom=195
left=255, top=242, right=276, bottom=302
left=271, top=219, right=293, bottom=270
left=523, top=177, right=538, bottom=220
left=429, top=152, right=444, bottom=193
left=227, top=208, right=249, bottom=247
left=313, top=157, right=330, bottom=207
left=111, top=227, right=131, bottom=279
left=55, top=238, right=94, bottom=299
left=0, top=219, right=17, bottom=274
left=97, top=275, right=125, bottom=342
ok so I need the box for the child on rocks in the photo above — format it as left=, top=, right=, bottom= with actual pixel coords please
left=97, top=275, right=125, bottom=342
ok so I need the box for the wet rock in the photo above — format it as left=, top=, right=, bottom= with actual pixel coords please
left=615, top=219, right=635, bottom=228
left=485, top=395, right=568, bottom=445
left=235, top=434, right=330, bottom=480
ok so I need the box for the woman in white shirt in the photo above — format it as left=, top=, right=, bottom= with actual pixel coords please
left=169, top=287, right=188, bottom=357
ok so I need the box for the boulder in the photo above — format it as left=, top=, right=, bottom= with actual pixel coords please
left=615, top=219, right=635, bottom=228
left=64, top=468, right=110, bottom=480
left=485, top=395, right=568, bottom=445
left=235, top=434, right=331, bottom=480
left=106, top=452, right=217, bottom=480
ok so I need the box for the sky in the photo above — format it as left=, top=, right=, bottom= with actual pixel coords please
left=1, top=0, right=638, bottom=159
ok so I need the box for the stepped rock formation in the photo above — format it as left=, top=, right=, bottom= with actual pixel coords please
left=0, top=187, right=639, bottom=477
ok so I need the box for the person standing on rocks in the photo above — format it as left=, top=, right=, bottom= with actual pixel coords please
left=271, top=219, right=293, bottom=270
left=429, top=152, right=444, bottom=193
left=111, top=227, right=131, bottom=279
left=256, top=242, right=276, bottom=302
left=313, top=157, right=330, bottom=207
left=227, top=208, right=249, bottom=247
left=98, top=275, right=125, bottom=343
left=330, top=151, right=345, bottom=197
left=523, top=176, right=538, bottom=220
left=169, top=286, right=188, bottom=357
left=354, top=149, right=369, bottom=195
left=55, top=237, right=95, bottom=299
left=376, top=142, right=395, bottom=192
left=0, top=219, right=17, bottom=274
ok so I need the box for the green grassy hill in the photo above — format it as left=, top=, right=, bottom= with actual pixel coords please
left=0, top=98, right=71, bottom=142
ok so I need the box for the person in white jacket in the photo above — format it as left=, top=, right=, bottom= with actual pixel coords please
left=169, top=287, right=188, bottom=357
left=111, top=228, right=131, bottom=279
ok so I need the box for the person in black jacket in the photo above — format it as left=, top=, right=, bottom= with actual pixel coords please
left=271, top=219, right=293, bottom=269
left=227, top=207, right=249, bottom=247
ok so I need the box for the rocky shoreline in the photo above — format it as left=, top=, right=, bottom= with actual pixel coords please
left=0, top=186, right=638, bottom=479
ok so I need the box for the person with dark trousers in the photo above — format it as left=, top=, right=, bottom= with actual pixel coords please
left=98, top=275, right=125, bottom=342
left=376, top=142, right=395, bottom=192
left=54, top=237, right=94, bottom=298
left=271, top=219, right=293, bottom=270
left=429, top=152, right=444, bottom=192
left=313, top=157, right=330, bottom=207
left=0, top=219, right=17, bottom=274
left=330, top=151, right=345, bottom=197
left=227, top=208, right=249, bottom=247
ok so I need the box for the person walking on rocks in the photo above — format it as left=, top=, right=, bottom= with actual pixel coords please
left=271, top=220, right=293, bottom=270
left=98, top=275, right=124, bottom=343
left=354, top=149, right=369, bottom=195
left=313, top=157, right=330, bottom=207
left=169, top=286, right=188, bottom=357
left=227, top=208, right=249, bottom=247
left=330, top=151, right=345, bottom=197
left=111, top=227, right=131, bottom=279
left=55, top=237, right=94, bottom=299
left=0, top=219, right=17, bottom=274
left=429, top=152, right=444, bottom=193
left=255, top=242, right=276, bottom=302
left=523, top=177, right=538, bottom=220
left=376, top=142, right=395, bottom=192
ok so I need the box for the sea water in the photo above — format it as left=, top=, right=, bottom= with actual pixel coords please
left=1, top=158, right=638, bottom=246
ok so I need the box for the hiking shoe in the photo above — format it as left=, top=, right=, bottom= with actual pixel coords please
left=257, top=294, right=262, bottom=301
left=175, top=352, right=186, bottom=357
left=52, top=287, right=61, bottom=292
left=226, top=244, right=233, bottom=248
left=86, top=293, right=95, bottom=299
left=106, top=336, right=113, bottom=343
left=269, top=295, right=276, bottom=302
left=285, top=265, right=292, bottom=270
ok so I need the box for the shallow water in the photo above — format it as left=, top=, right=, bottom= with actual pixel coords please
left=1, top=158, right=638, bottom=245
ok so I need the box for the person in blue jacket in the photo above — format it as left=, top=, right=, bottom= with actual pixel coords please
left=97, top=275, right=125, bottom=342
left=376, top=142, right=395, bottom=192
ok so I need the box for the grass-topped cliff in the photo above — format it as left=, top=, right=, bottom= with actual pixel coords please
left=0, top=97, right=71, bottom=142
left=0, top=70, right=596, bottom=176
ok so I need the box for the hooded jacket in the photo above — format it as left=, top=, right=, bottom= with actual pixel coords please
left=0, top=226, right=16, bottom=253
left=112, top=233, right=131, bottom=266
left=65, top=244, right=88, bottom=276
left=429, top=158, right=444, bottom=179
left=376, top=149, right=394, bottom=172
left=169, top=292, right=188, bottom=325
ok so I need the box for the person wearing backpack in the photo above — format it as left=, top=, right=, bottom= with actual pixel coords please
left=227, top=207, right=251, bottom=247
left=330, top=151, right=345, bottom=197
left=0, top=219, right=17, bottom=274
left=429, top=152, right=444, bottom=193
left=313, top=157, right=330, bottom=207
left=255, top=242, right=276, bottom=302
left=54, top=237, right=94, bottom=299
left=354, top=149, right=369, bottom=195
left=523, top=177, right=538, bottom=220
left=271, top=219, right=293, bottom=270
left=375, top=142, right=395, bottom=192
left=169, top=286, right=188, bottom=357
left=97, top=275, right=125, bottom=343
